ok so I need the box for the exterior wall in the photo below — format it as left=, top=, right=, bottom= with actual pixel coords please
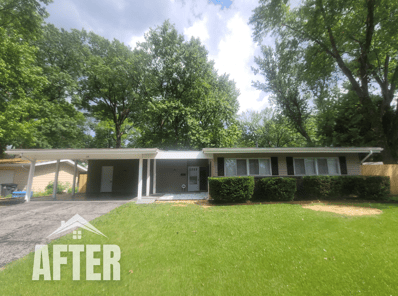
left=362, top=164, right=398, bottom=195
left=31, top=163, right=78, bottom=192
left=86, top=159, right=139, bottom=195
left=0, top=163, right=81, bottom=192
left=156, top=159, right=209, bottom=193
left=212, top=153, right=362, bottom=176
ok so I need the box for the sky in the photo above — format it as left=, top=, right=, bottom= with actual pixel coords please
left=45, top=0, right=274, bottom=114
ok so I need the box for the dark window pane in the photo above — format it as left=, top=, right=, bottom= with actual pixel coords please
left=249, top=159, right=259, bottom=175
left=237, top=159, right=247, bottom=175
left=318, top=159, right=328, bottom=175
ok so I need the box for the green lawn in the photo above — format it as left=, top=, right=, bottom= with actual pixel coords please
left=1, top=201, right=398, bottom=295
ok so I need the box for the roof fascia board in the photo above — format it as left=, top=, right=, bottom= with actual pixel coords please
left=202, top=147, right=383, bottom=154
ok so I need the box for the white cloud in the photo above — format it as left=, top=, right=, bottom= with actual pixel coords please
left=210, top=12, right=266, bottom=113
left=183, top=17, right=210, bottom=43
left=128, top=33, right=147, bottom=49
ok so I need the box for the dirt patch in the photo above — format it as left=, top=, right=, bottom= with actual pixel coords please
left=302, top=204, right=382, bottom=216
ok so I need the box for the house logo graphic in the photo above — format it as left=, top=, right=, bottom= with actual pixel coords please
left=47, top=214, right=107, bottom=239
left=33, top=214, right=120, bottom=281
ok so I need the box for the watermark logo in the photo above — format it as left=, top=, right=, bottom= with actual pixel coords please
left=32, top=214, right=120, bottom=281
left=47, top=214, right=107, bottom=239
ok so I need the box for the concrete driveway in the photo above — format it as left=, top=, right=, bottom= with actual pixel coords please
left=0, top=198, right=133, bottom=268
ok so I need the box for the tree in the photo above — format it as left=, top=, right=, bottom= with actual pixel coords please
left=79, top=32, right=148, bottom=148
left=0, top=0, right=51, bottom=41
left=250, top=0, right=398, bottom=163
left=135, top=20, right=240, bottom=149
left=252, top=43, right=315, bottom=145
left=238, top=108, right=309, bottom=147
left=34, top=24, right=87, bottom=103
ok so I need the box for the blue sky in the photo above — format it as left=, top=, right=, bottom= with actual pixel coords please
left=45, top=0, right=274, bottom=113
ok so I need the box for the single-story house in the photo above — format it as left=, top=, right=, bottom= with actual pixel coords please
left=4, top=147, right=382, bottom=201
left=0, top=158, right=87, bottom=194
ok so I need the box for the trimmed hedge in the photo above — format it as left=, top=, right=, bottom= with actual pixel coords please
left=257, top=177, right=297, bottom=201
left=208, top=176, right=255, bottom=203
left=302, top=175, right=390, bottom=200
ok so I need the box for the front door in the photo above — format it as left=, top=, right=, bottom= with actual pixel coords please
left=100, top=166, right=113, bottom=193
left=188, top=166, right=200, bottom=191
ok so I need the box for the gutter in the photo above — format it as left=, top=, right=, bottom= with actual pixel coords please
left=360, top=150, right=373, bottom=164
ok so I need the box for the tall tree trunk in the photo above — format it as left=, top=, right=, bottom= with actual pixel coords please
left=115, top=124, right=122, bottom=148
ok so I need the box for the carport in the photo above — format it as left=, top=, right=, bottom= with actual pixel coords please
left=5, top=148, right=212, bottom=202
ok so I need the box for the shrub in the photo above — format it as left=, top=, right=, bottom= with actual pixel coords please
left=301, top=176, right=390, bottom=200
left=356, top=176, right=390, bottom=200
left=257, top=177, right=297, bottom=201
left=67, top=187, right=78, bottom=194
left=302, top=176, right=332, bottom=198
left=209, top=177, right=255, bottom=203
left=45, top=181, right=70, bottom=195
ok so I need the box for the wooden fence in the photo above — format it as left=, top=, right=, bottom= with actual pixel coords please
left=78, top=173, right=87, bottom=193
left=361, top=164, right=398, bottom=195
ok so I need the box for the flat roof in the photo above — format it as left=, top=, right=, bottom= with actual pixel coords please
left=5, top=146, right=382, bottom=161
left=5, top=148, right=159, bottom=161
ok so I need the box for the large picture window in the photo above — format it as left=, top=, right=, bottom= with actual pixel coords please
left=293, top=157, right=340, bottom=176
left=225, top=158, right=272, bottom=177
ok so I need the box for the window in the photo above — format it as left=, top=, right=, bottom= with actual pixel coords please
left=294, top=157, right=340, bottom=176
left=237, top=159, right=247, bottom=175
left=225, top=158, right=272, bottom=176
left=225, top=159, right=237, bottom=176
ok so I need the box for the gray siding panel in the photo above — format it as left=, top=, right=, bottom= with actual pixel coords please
left=86, top=159, right=139, bottom=195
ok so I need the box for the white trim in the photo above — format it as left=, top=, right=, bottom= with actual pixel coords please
left=155, top=151, right=211, bottom=159
left=71, top=160, right=78, bottom=197
left=52, top=160, right=60, bottom=199
left=25, top=160, right=36, bottom=202
left=146, top=159, right=150, bottom=197
left=203, top=147, right=383, bottom=154
left=293, top=157, right=341, bottom=176
left=153, top=159, right=156, bottom=194
left=5, top=148, right=159, bottom=161
left=137, top=158, right=143, bottom=199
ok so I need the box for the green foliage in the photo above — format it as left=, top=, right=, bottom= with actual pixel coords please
left=256, top=177, right=296, bottom=201
left=67, top=186, right=78, bottom=194
left=252, top=42, right=316, bottom=146
left=209, top=177, right=255, bottom=203
left=250, top=0, right=398, bottom=163
left=135, top=21, right=240, bottom=149
left=302, top=176, right=390, bottom=200
left=238, top=108, right=309, bottom=147
left=0, top=0, right=51, bottom=41
left=45, top=181, right=70, bottom=194
left=79, top=32, right=148, bottom=148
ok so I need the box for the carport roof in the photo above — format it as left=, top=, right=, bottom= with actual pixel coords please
left=5, top=148, right=160, bottom=161
left=4, top=148, right=213, bottom=160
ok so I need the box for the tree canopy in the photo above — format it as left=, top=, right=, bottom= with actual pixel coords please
left=250, top=0, right=398, bottom=163
left=134, top=21, right=240, bottom=149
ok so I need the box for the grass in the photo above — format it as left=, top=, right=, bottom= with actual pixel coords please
left=1, top=201, right=398, bottom=295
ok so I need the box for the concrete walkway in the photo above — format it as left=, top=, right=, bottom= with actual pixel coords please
left=156, top=192, right=208, bottom=201
left=0, top=197, right=133, bottom=268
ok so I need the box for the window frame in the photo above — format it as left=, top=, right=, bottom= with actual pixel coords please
left=293, top=157, right=341, bottom=176
left=224, top=157, right=273, bottom=177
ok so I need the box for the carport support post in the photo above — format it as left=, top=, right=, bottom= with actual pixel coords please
left=71, top=160, right=78, bottom=198
left=137, top=158, right=143, bottom=199
left=52, top=160, right=60, bottom=200
left=146, top=159, right=150, bottom=196
left=153, top=159, right=156, bottom=194
left=25, top=160, right=36, bottom=202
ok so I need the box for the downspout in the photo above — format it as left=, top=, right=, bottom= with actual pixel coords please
left=360, top=150, right=373, bottom=164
